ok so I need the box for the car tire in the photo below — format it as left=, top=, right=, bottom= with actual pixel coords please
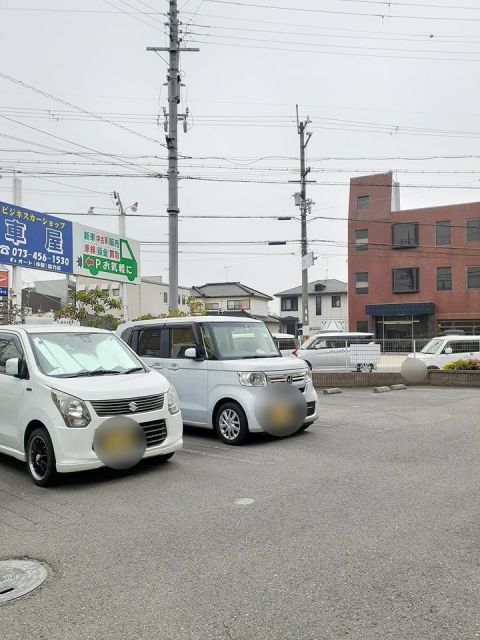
left=26, top=427, right=57, bottom=487
left=297, top=422, right=313, bottom=432
left=214, top=401, right=249, bottom=446
left=357, top=363, right=373, bottom=373
left=156, top=452, right=175, bottom=462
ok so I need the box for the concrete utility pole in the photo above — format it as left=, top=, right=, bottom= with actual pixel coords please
left=113, top=191, right=137, bottom=321
left=297, top=106, right=313, bottom=337
left=147, top=0, right=198, bottom=311
left=11, top=175, right=22, bottom=317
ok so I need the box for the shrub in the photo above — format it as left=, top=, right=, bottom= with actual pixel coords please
left=443, top=359, right=480, bottom=371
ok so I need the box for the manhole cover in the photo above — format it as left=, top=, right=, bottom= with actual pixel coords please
left=0, top=560, right=47, bottom=604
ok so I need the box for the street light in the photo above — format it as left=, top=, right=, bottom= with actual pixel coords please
left=112, top=192, right=139, bottom=322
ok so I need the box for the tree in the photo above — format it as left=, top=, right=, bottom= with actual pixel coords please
left=54, top=289, right=122, bottom=329
left=134, top=295, right=205, bottom=321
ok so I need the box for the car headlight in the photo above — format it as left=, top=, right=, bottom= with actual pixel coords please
left=167, top=384, right=180, bottom=415
left=304, top=369, right=312, bottom=383
left=51, top=389, right=91, bottom=428
left=238, top=371, right=267, bottom=387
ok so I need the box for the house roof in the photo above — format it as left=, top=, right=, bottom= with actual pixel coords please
left=192, top=282, right=272, bottom=300
left=274, top=279, right=347, bottom=297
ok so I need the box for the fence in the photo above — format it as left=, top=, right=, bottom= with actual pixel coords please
left=299, top=338, right=430, bottom=373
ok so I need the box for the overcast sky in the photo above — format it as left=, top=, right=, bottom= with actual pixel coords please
left=1, top=0, right=479, bottom=312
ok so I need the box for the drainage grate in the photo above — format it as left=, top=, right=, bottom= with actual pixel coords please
left=0, top=560, right=47, bottom=604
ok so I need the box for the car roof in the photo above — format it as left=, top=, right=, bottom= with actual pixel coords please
left=438, top=334, right=479, bottom=339
left=118, top=315, right=263, bottom=329
left=272, top=332, right=296, bottom=338
left=0, top=324, right=109, bottom=334
left=309, top=331, right=374, bottom=337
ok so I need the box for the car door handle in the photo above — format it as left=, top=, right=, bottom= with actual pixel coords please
left=167, top=363, right=179, bottom=371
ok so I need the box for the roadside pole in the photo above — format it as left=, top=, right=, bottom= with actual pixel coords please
left=11, top=175, right=22, bottom=320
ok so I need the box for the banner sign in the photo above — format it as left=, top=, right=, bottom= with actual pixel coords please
left=0, top=201, right=73, bottom=274
left=0, top=201, right=141, bottom=285
left=0, top=270, right=7, bottom=297
left=72, top=224, right=140, bottom=285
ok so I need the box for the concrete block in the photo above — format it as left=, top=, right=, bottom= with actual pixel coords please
left=373, top=386, right=391, bottom=393
left=390, top=384, right=407, bottom=390
left=323, top=388, right=342, bottom=395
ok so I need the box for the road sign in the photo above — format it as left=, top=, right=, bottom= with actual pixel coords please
left=73, top=224, right=140, bottom=285
left=0, top=201, right=73, bottom=274
left=301, top=251, right=315, bottom=270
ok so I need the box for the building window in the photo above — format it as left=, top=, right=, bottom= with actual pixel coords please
left=227, top=299, right=250, bottom=310
left=436, top=220, right=451, bottom=246
left=356, top=195, right=369, bottom=210
left=466, top=219, right=480, bottom=242
left=164, top=292, right=168, bottom=303
left=281, top=297, right=298, bottom=311
left=357, top=321, right=368, bottom=332
left=355, top=272, right=368, bottom=295
left=392, top=222, right=419, bottom=249
left=354, top=228, right=368, bottom=253
left=111, top=287, right=120, bottom=297
left=331, top=295, right=341, bottom=308
left=315, top=296, right=322, bottom=316
left=392, top=267, right=419, bottom=293
left=437, top=267, right=452, bottom=291
left=182, top=295, right=186, bottom=305
left=467, top=266, right=480, bottom=289
left=438, top=319, right=480, bottom=335
left=205, top=302, right=219, bottom=310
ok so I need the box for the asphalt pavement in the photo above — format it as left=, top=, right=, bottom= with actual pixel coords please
left=1, top=387, right=479, bottom=640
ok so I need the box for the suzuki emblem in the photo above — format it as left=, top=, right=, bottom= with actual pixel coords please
left=128, top=401, right=138, bottom=412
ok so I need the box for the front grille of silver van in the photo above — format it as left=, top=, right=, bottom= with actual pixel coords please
left=90, top=394, right=164, bottom=417
left=267, top=371, right=307, bottom=385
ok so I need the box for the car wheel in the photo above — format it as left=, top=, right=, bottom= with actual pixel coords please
left=156, top=452, right=175, bottom=462
left=357, top=363, right=373, bottom=373
left=215, top=402, right=249, bottom=446
left=297, top=422, right=313, bottom=432
left=26, top=427, right=57, bottom=487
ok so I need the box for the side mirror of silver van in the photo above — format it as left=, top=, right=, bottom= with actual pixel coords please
left=184, top=347, right=197, bottom=359
left=5, top=357, right=20, bottom=377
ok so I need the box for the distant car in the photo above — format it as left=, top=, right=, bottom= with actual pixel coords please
left=271, top=333, right=298, bottom=357
left=405, top=335, right=480, bottom=370
left=297, top=331, right=380, bottom=373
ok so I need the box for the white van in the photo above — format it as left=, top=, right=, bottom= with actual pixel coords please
left=0, top=325, right=183, bottom=485
left=297, top=332, right=380, bottom=373
left=407, top=334, right=480, bottom=370
left=117, top=316, right=319, bottom=445
left=271, top=332, right=298, bottom=357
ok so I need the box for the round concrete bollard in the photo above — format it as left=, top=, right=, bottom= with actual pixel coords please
left=401, top=356, right=428, bottom=383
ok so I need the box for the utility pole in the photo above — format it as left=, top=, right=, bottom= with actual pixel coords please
left=296, top=105, right=312, bottom=339
left=147, top=0, right=198, bottom=311
left=11, top=175, right=22, bottom=320
left=113, top=192, right=138, bottom=322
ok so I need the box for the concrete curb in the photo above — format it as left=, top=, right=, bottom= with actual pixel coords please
left=373, top=386, right=391, bottom=393
left=390, top=384, right=407, bottom=390
left=323, top=388, right=342, bottom=395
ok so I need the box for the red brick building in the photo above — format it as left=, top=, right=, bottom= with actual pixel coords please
left=348, top=172, right=480, bottom=338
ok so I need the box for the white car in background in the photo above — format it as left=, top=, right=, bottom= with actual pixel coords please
left=406, top=334, right=480, bottom=370
left=271, top=332, right=298, bottom=358
left=297, top=331, right=380, bottom=373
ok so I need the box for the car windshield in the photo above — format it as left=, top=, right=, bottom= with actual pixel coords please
left=29, top=332, right=145, bottom=378
left=421, top=338, right=444, bottom=355
left=208, top=322, right=280, bottom=359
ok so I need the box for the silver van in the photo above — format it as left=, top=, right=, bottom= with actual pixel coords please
left=297, top=332, right=380, bottom=372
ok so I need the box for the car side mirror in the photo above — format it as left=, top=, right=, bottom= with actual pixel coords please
left=444, top=347, right=453, bottom=354
left=5, top=357, right=20, bottom=377
left=184, top=347, right=197, bottom=359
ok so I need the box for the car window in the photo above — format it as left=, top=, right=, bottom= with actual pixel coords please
left=447, top=340, right=480, bottom=354
left=200, top=325, right=215, bottom=359
left=0, top=333, right=23, bottom=374
left=169, top=326, right=196, bottom=358
left=138, top=328, right=162, bottom=357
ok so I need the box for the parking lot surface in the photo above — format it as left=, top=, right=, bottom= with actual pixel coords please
left=1, top=387, right=479, bottom=640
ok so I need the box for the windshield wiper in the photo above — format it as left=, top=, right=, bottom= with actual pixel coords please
left=75, top=369, right=123, bottom=377
left=241, top=354, right=279, bottom=359
left=124, top=367, right=144, bottom=374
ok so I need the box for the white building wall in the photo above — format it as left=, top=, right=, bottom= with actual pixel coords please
left=278, top=292, right=348, bottom=331
left=200, top=295, right=270, bottom=316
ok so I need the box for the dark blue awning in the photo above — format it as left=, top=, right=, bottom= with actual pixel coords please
left=366, top=302, right=434, bottom=317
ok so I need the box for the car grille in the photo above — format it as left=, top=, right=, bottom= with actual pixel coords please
left=306, top=401, right=316, bottom=417
left=140, top=419, right=167, bottom=448
left=90, top=394, right=164, bottom=417
left=267, top=371, right=307, bottom=385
